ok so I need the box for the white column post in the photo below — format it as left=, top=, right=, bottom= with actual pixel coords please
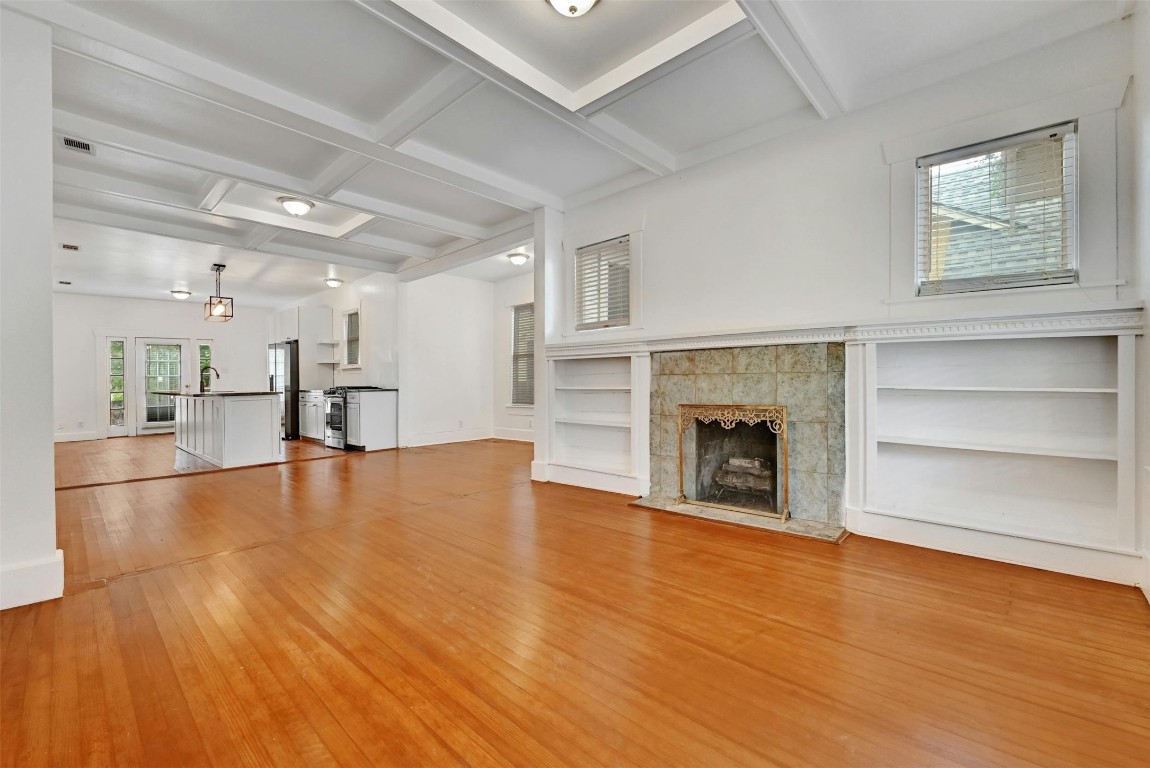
left=531, top=206, right=563, bottom=481
left=0, top=8, right=64, bottom=608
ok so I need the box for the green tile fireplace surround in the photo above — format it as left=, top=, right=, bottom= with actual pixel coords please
left=647, top=342, right=846, bottom=525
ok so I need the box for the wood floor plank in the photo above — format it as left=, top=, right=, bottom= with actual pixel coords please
left=3, top=438, right=1148, bottom=766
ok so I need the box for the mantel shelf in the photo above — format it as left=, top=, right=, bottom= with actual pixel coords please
left=877, top=434, right=1117, bottom=462
left=876, top=385, right=1117, bottom=394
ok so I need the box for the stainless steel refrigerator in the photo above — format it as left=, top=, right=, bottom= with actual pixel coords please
left=268, top=340, right=299, bottom=440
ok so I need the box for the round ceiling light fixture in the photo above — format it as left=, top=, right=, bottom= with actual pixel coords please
left=323, top=278, right=343, bottom=288
left=278, top=196, right=315, bottom=216
left=170, top=289, right=192, bottom=300
left=547, top=0, right=598, bottom=18
left=507, top=252, right=529, bottom=266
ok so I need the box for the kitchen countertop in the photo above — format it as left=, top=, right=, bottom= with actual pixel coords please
left=150, top=391, right=279, bottom=398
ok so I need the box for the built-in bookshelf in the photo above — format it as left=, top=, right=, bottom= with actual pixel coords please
left=863, top=335, right=1135, bottom=555
left=547, top=354, right=649, bottom=495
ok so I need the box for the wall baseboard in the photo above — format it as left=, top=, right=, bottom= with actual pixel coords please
left=846, top=506, right=1141, bottom=585
left=493, top=427, right=533, bottom=442
left=546, top=463, right=641, bottom=496
left=0, top=549, right=64, bottom=610
left=53, top=431, right=98, bottom=443
left=1140, top=551, right=1150, bottom=605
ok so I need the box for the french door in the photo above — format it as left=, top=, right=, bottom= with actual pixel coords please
left=135, top=339, right=190, bottom=432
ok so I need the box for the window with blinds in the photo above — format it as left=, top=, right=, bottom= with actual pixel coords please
left=916, top=123, right=1077, bottom=295
left=511, top=303, right=534, bottom=406
left=344, top=310, right=360, bottom=366
left=575, top=235, right=630, bottom=330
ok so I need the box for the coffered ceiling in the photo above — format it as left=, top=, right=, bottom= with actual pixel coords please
left=3, top=0, right=1128, bottom=302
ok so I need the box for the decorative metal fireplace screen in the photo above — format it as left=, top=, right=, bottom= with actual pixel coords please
left=677, top=404, right=790, bottom=521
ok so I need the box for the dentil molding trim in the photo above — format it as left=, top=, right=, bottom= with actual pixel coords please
left=545, top=303, right=1143, bottom=359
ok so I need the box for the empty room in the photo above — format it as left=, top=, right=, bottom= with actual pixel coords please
left=1, top=1, right=1149, bottom=766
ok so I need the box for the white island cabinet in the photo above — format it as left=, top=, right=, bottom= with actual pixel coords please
left=166, top=392, right=282, bottom=468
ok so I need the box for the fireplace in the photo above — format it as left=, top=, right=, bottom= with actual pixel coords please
left=677, top=404, right=789, bottom=520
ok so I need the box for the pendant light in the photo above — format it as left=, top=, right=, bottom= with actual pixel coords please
left=204, top=264, right=233, bottom=322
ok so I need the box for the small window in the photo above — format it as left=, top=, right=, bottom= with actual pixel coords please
left=511, top=303, right=534, bottom=406
left=916, top=123, right=1077, bottom=295
left=575, top=235, right=630, bottom=330
left=344, top=310, right=360, bottom=367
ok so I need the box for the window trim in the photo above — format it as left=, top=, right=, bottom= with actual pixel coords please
left=568, top=230, right=641, bottom=335
left=914, top=121, right=1079, bottom=297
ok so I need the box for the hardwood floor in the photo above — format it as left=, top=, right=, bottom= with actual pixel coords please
left=5, top=440, right=1149, bottom=766
left=55, top=434, right=348, bottom=489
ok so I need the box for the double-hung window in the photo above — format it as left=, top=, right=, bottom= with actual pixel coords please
left=575, top=235, right=630, bottom=330
left=511, top=303, right=534, bottom=406
left=916, top=122, right=1077, bottom=295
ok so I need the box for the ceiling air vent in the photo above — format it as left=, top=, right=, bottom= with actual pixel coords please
left=60, top=136, right=93, bottom=154
left=60, top=243, right=80, bottom=251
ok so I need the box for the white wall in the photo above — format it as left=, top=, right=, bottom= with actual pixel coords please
left=295, top=272, right=399, bottom=389
left=52, top=293, right=272, bottom=441
left=553, top=21, right=1135, bottom=347
left=1, top=9, right=62, bottom=609
left=493, top=273, right=534, bottom=441
left=398, top=274, right=494, bottom=447
left=1132, top=4, right=1150, bottom=601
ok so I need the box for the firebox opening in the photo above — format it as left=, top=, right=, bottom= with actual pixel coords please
left=693, top=420, right=779, bottom=515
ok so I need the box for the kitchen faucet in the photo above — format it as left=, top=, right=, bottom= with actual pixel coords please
left=200, top=365, right=220, bottom=393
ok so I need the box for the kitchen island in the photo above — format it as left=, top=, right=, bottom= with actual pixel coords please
left=153, top=391, right=282, bottom=469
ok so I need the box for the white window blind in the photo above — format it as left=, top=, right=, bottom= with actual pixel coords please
left=344, top=310, right=360, bottom=366
left=511, top=303, right=534, bottom=406
left=916, top=122, right=1077, bottom=295
left=575, top=235, right=630, bottom=331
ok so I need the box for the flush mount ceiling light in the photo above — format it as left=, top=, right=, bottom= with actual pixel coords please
left=323, top=278, right=343, bottom=288
left=507, top=252, right=529, bottom=266
left=170, top=290, right=192, bottom=300
left=278, top=196, right=315, bottom=216
left=204, top=264, right=233, bottom=322
left=547, top=0, right=598, bottom=17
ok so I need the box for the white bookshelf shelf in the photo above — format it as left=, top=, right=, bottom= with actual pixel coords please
left=876, top=434, right=1117, bottom=462
left=555, top=416, right=631, bottom=428
left=875, top=385, right=1117, bottom=394
left=553, top=385, right=632, bottom=391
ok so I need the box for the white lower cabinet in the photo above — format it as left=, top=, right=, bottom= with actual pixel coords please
left=299, top=392, right=325, bottom=441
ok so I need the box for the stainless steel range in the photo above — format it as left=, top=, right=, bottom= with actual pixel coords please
left=324, top=386, right=397, bottom=450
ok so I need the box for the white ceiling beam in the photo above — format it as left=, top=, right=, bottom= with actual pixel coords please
left=396, top=140, right=565, bottom=212
left=10, top=1, right=541, bottom=211
left=242, top=225, right=279, bottom=251
left=352, top=0, right=675, bottom=177
left=583, top=115, right=679, bottom=174
left=347, top=231, right=439, bottom=262
left=54, top=204, right=401, bottom=273
left=307, top=153, right=374, bottom=198
left=736, top=0, right=844, bottom=119
left=54, top=111, right=489, bottom=241
left=576, top=20, right=758, bottom=118
left=373, top=63, right=483, bottom=147
left=196, top=177, right=236, bottom=211
left=428, top=211, right=534, bottom=259
left=54, top=165, right=201, bottom=211
left=397, top=224, right=534, bottom=283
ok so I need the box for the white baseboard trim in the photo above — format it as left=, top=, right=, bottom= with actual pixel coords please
left=531, top=460, right=549, bottom=482
left=1139, top=551, right=1150, bottom=605
left=546, top=463, right=641, bottom=496
left=846, top=506, right=1141, bottom=585
left=53, top=431, right=98, bottom=443
left=401, top=427, right=493, bottom=448
left=493, top=427, right=533, bottom=442
left=1, top=549, right=64, bottom=610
